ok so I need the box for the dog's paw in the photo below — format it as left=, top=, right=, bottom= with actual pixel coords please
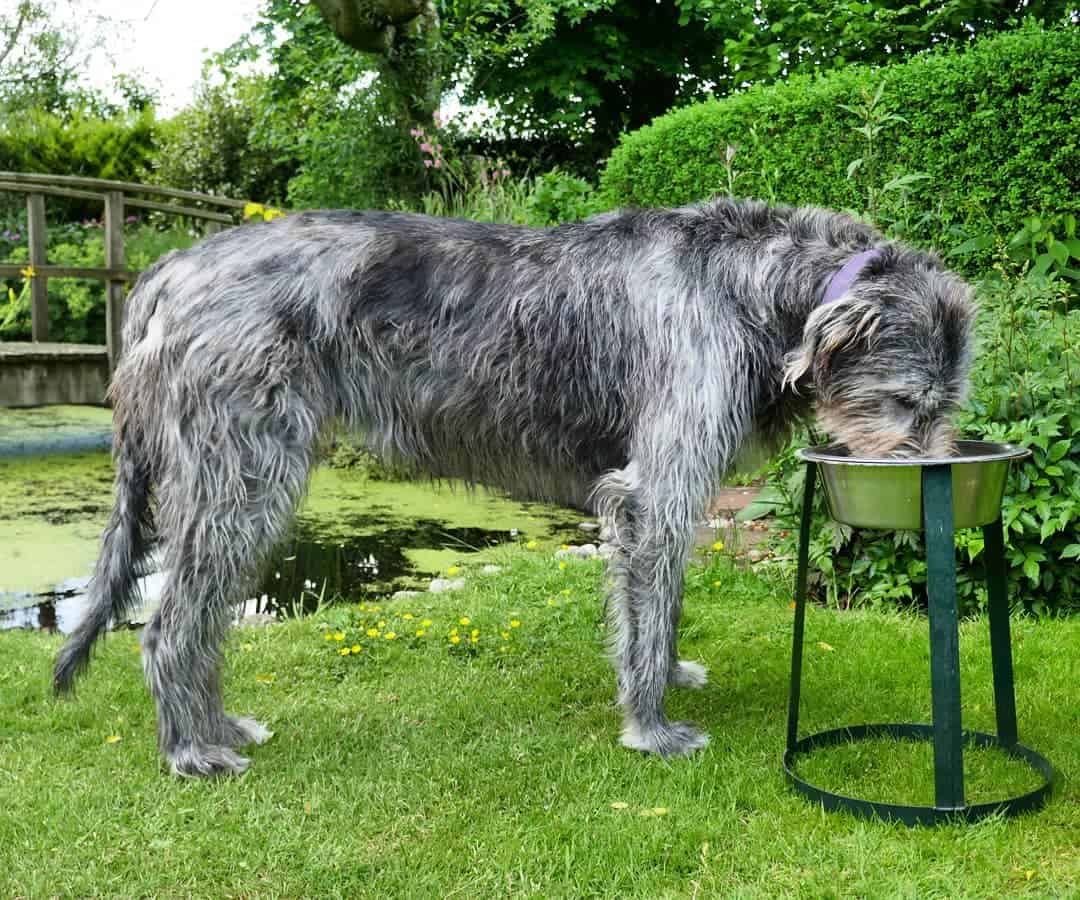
left=221, top=715, right=274, bottom=748
left=621, top=719, right=710, bottom=757
left=168, top=742, right=251, bottom=778
left=670, top=660, right=708, bottom=689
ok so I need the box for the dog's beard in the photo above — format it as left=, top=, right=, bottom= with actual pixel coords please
left=816, top=403, right=959, bottom=459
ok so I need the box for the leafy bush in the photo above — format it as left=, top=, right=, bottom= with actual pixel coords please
left=0, top=221, right=196, bottom=343
left=523, top=170, right=602, bottom=226
left=0, top=108, right=159, bottom=220
left=761, top=264, right=1080, bottom=616
left=150, top=77, right=294, bottom=204
left=600, top=25, right=1080, bottom=259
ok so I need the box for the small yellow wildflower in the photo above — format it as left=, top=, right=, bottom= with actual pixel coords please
left=262, top=207, right=286, bottom=221
left=471, top=635, right=479, bottom=644
left=712, top=580, right=721, bottom=588
left=385, top=632, right=397, bottom=640
left=560, top=544, right=570, bottom=551
left=367, top=628, right=380, bottom=638
left=547, top=598, right=557, bottom=606
left=378, top=620, right=387, bottom=628
left=333, top=632, right=345, bottom=642
left=510, top=620, right=521, bottom=628
left=526, top=540, right=538, bottom=550
left=351, top=644, right=362, bottom=653
left=243, top=201, right=265, bottom=219
left=558, top=562, right=568, bottom=571
left=20, top=265, right=35, bottom=279
left=415, top=629, right=426, bottom=637
left=459, top=616, right=471, bottom=626
left=105, top=734, right=122, bottom=744
left=324, top=633, right=334, bottom=641
left=359, top=603, right=368, bottom=612
left=712, top=541, right=725, bottom=552
left=451, top=627, right=459, bottom=637
left=421, top=618, right=433, bottom=627
left=403, top=613, right=414, bottom=620
left=447, top=566, right=461, bottom=576
left=339, top=647, right=351, bottom=656
left=500, top=631, right=510, bottom=640
left=471, top=628, right=479, bottom=638
left=450, top=634, right=461, bottom=645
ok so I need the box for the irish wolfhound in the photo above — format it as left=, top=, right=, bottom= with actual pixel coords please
left=54, top=198, right=974, bottom=775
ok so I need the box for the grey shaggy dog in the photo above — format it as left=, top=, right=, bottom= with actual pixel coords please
left=54, top=197, right=974, bottom=775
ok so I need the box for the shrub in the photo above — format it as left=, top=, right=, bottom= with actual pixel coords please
left=761, top=263, right=1080, bottom=616
left=600, top=25, right=1080, bottom=259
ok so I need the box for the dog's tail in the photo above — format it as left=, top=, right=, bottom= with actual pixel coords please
left=54, top=416, right=154, bottom=694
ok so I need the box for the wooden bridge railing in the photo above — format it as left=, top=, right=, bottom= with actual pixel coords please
left=0, top=172, right=251, bottom=370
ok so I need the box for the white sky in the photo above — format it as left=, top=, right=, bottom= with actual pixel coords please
left=80, top=0, right=265, bottom=114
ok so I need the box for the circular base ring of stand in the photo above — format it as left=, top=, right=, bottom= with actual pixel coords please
left=784, top=722, right=1057, bottom=827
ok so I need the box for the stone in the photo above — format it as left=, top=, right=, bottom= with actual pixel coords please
left=429, top=577, right=466, bottom=593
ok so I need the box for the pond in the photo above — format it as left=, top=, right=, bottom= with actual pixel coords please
left=0, top=407, right=584, bottom=633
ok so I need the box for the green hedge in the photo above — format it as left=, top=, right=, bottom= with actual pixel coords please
left=601, top=25, right=1080, bottom=248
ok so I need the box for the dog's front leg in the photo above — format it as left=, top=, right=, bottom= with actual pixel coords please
left=608, top=458, right=712, bottom=757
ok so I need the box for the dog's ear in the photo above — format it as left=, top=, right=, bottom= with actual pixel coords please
left=782, top=295, right=882, bottom=390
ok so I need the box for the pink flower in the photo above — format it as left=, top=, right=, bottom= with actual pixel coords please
left=433, top=111, right=445, bottom=127
left=433, top=159, right=442, bottom=169
left=410, top=128, right=424, bottom=137
left=424, top=159, right=433, bottom=168
left=419, top=142, right=433, bottom=153
left=501, top=169, right=511, bottom=177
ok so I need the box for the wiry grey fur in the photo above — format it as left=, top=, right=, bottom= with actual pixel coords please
left=54, top=197, right=974, bottom=774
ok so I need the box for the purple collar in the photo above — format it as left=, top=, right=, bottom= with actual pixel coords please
left=821, top=248, right=883, bottom=305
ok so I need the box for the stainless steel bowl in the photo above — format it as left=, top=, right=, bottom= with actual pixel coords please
left=797, top=440, right=1030, bottom=530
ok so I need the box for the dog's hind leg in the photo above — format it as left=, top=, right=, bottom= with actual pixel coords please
left=143, top=416, right=315, bottom=777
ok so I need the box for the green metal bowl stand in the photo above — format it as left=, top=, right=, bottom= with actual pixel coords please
left=784, top=462, right=1058, bottom=826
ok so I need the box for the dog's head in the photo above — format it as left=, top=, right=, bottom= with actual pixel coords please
left=783, top=248, right=975, bottom=458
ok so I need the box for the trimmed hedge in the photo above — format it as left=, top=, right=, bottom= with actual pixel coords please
left=601, top=25, right=1080, bottom=247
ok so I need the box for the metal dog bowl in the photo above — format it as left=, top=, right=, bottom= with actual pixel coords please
left=797, top=440, right=1030, bottom=530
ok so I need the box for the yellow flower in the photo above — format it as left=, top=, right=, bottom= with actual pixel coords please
left=358, top=603, right=368, bottom=612
left=415, top=629, right=426, bottom=637
left=255, top=673, right=275, bottom=683
left=526, top=540, right=538, bottom=550
left=105, top=734, right=121, bottom=744
left=471, top=628, right=479, bottom=638
left=450, top=634, right=461, bottom=645
left=547, top=598, right=557, bottom=606
left=447, top=566, right=461, bottom=576
left=371, top=605, right=382, bottom=613
left=324, top=633, right=334, bottom=641
left=385, top=632, right=397, bottom=640
left=500, top=631, right=510, bottom=640
left=378, top=620, right=386, bottom=628
left=339, top=647, right=351, bottom=656
left=19, top=265, right=35, bottom=279
left=403, top=613, right=414, bottom=620
left=510, top=620, right=521, bottom=628
left=459, top=616, right=471, bottom=626
left=560, top=544, right=570, bottom=551
left=243, top=201, right=265, bottom=219
left=421, top=618, right=433, bottom=627
left=712, top=580, right=721, bottom=588
left=262, top=207, right=286, bottom=221
left=712, top=541, right=724, bottom=552
left=351, top=644, right=362, bottom=653
left=471, top=635, right=479, bottom=644
left=333, top=632, right=345, bottom=642
left=558, top=562, right=568, bottom=571
left=366, top=628, right=380, bottom=638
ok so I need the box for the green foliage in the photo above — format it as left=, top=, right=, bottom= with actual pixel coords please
left=150, top=76, right=294, bottom=203
left=764, top=267, right=1080, bottom=615
left=601, top=25, right=1080, bottom=257
left=0, top=222, right=195, bottom=343
left=523, top=169, right=601, bottom=226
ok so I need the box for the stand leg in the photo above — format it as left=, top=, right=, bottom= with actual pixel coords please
left=923, top=465, right=965, bottom=810
left=983, top=518, right=1019, bottom=746
left=787, top=463, right=817, bottom=754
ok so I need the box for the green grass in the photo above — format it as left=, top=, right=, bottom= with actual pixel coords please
left=2, top=549, right=1078, bottom=898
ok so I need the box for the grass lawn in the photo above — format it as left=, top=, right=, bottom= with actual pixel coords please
left=2, top=549, right=1078, bottom=898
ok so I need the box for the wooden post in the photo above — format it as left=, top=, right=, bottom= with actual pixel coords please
left=103, top=190, right=126, bottom=370
left=27, top=192, right=48, bottom=342
left=205, top=220, right=222, bottom=235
